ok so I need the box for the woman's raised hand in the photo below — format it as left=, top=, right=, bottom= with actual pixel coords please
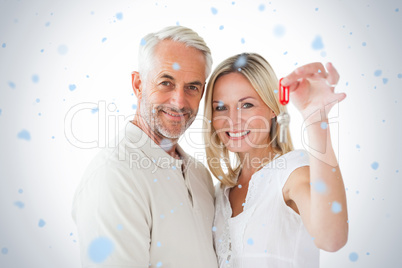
left=280, top=62, right=346, bottom=119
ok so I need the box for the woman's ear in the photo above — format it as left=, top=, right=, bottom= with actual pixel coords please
left=131, top=71, right=142, bottom=99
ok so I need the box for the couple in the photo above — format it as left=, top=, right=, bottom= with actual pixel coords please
left=72, top=26, right=348, bottom=268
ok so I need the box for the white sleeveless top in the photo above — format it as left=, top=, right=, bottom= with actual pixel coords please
left=213, top=150, right=319, bottom=268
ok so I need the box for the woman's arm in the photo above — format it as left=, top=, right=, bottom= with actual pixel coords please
left=282, top=62, right=348, bottom=252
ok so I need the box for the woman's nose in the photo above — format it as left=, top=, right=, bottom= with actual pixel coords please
left=228, top=107, right=242, bottom=126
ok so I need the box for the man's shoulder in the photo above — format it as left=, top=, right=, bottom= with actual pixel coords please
left=183, top=153, right=215, bottom=196
left=74, top=141, right=151, bottom=195
left=185, top=154, right=211, bottom=176
left=82, top=143, right=137, bottom=175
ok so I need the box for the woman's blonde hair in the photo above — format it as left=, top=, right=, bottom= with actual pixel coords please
left=203, top=53, right=294, bottom=187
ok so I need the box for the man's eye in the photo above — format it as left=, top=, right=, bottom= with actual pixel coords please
left=188, top=85, right=199, bottom=91
left=243, top=103, right=253, bottom=108
left=161, top=81, right=172, bottom=86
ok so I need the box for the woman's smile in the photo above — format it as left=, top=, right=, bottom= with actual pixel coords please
left=226, top=130, right=251, bottom=139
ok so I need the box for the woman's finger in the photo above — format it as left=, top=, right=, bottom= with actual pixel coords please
left=325, top=62, right=340, bottom=87
left=335, top=92, right=347, bottom=103
left=281, top=62, right=327, bottom=86
left=288, top=78, right=307, bottom=93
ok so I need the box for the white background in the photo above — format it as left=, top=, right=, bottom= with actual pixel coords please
left=0, top=0, right=401, bottom=267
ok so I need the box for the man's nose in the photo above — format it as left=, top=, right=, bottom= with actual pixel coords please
left=170, top=87, right=186, bottom=109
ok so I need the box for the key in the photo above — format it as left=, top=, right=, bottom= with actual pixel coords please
left=277, top=111, right=290, bottom=143
left=279, top=78, right=290, bottom=105
left=277, top=78, right=290, bottom=143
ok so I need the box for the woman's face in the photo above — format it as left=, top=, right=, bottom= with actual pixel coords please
left=212, top=72, right=275, bottom=154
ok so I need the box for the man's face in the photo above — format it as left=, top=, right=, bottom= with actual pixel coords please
left=138, top=40, right=206, bottom=139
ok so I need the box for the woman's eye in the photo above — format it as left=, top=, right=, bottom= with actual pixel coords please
left=242, top=103, right=254, bottom=108
left=214, top=105, right=226, bottom=111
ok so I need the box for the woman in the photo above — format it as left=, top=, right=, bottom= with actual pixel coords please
left=203, top=53, right=348, bottom=267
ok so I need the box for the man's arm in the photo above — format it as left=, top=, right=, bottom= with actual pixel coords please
left=73, top=163, right=151, bottom=267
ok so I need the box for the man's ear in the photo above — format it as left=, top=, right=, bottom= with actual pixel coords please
left=131, top=71, right=142, bottom=99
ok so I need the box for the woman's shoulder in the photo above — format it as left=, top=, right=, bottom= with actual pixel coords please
left=279, top=149, right=310, bottom=167
left=214, top=181, right=223, bottom=197
left=281, top=149, right=308, bottom=159
left=272, top=149, right=310, bottom=187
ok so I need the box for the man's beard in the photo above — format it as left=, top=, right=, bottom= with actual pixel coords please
left=140, top=94, right=197, bottom=139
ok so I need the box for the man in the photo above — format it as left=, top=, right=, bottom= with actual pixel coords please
left=72, top=26, right=218, bottom=268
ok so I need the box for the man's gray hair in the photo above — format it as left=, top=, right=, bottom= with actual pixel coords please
left=138, top=26, right=212, bottom=81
